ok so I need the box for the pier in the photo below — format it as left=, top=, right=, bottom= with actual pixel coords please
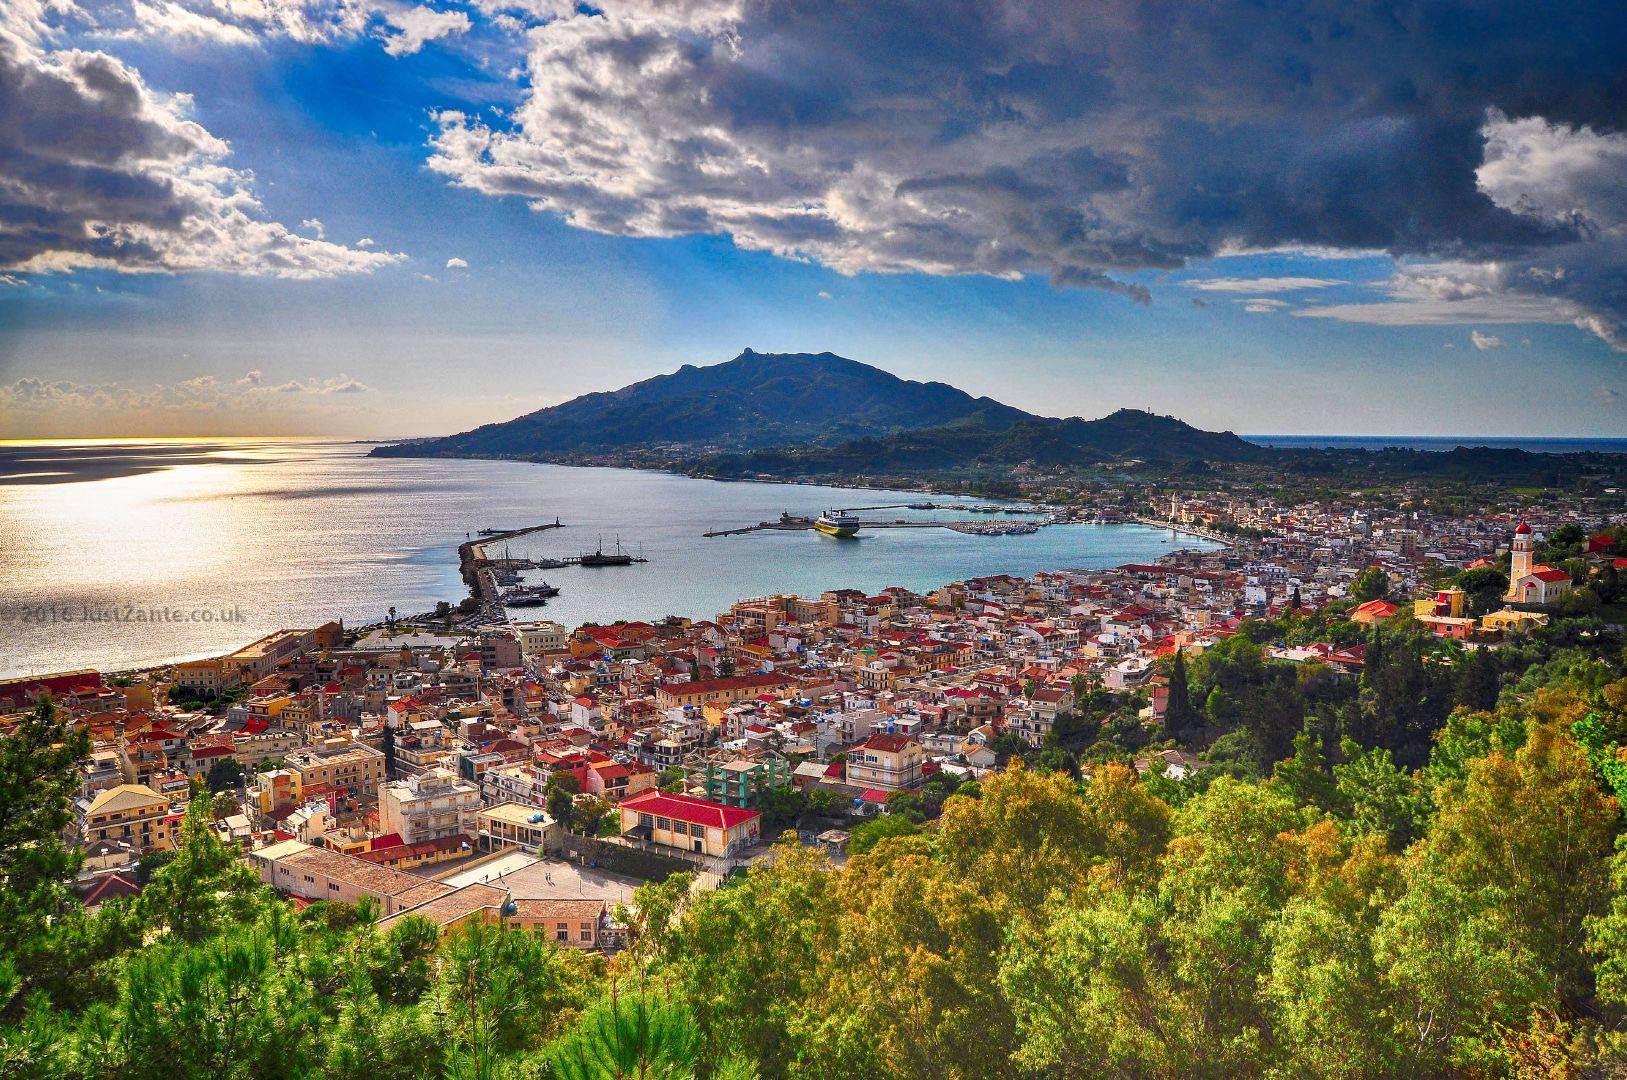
left=458, top=519, right=567, bottom=622
left=1131, top=515, right=1238, bottom=546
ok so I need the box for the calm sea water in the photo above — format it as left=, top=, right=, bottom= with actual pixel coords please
left=1247, top=435, right=1627, bottom=454
left=0, top=439, right=1215, bottom=675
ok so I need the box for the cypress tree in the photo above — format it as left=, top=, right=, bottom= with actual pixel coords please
left=1166, top=649, right=1194, bottom=736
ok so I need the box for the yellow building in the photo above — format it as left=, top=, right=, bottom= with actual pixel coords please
left=619, top=790, right=761, bottom=856
left=75, top=784, right=174, bottom=852
left=654, top=673, right=790, bottom=710
left=845, top=733, right=924, bottom=791
left=173, top=658, right=227, bottom=695
left=1481, top=608, right=1550, bottom=634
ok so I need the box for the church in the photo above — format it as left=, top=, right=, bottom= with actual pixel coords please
left=1504, top=522, right=1573, bottom=607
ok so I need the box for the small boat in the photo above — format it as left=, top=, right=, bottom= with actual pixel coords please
left=814, top=510, right=862, bottom=538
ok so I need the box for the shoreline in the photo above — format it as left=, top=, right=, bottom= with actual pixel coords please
left=62, top=521, right=1219, bottom=683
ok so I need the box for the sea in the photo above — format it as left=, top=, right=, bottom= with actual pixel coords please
left=0, top=439, right=1219, bottom=676
left=1246, top=435, right=1627, bottom=454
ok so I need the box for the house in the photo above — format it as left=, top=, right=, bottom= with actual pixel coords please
left=74, top=784, right=174, bottom=853
left=844, top=734, right=923, bottom=791
left=251, top=839, right=452, bottom=914
left=619, top=790, right=761, bottom=856
left=1349, top=599, right=1400, bottom=625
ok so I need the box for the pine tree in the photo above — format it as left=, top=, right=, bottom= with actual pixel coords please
left=0, top=695, right=90, bottom=1012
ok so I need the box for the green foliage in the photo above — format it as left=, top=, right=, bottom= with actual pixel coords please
left=0, top=696, right=90, bottom=1011
left=139, top=792, right=266, bottom=943
left=1351, top=566, right=1390, bottom=602
left=204, top=756, right=245, bottom=793
left=847, top=812, right=920, bottom=854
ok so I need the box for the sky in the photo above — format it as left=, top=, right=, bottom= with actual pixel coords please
left=1, top=0, right=1625, bottom=440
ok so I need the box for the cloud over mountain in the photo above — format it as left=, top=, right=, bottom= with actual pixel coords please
left=424, top=0, right=1627, bottom=348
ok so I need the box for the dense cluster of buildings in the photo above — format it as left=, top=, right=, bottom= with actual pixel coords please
left=7, top=496, right=1621, bottom=948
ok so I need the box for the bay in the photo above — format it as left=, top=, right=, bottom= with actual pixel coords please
left=0, top=439, right=1217, bottom=675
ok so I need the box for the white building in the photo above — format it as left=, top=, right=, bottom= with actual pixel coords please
left=378, top=767, right=481, bottom=844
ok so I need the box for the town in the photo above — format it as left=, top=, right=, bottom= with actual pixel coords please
left=9, top=489, right=1624, bottom=952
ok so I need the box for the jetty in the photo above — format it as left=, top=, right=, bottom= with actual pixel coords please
left=1132, top=515, right=1238, bottom=546
left=458, top=519, right=567, bottom=621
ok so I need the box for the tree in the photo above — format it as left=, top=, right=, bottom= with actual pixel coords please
left=432, top=919, right=592, bottom=1073
left=211, top=790, right=240, bottom=820
left=657, top=767, right=687, bottom=794
left=547, top=771, right=582, bottom=829
left=1351, top=567, right=1390, bottom=603
left=757, top=786, right=807, bottom=836
left=1456, top=566, right=1509, bottom=617
left=805, top=788, right=842, bottom=818
left=846, top=813, right=920, bottom=854
left=1333, top=740, right=1428, bottom=852
left=1164, top=648, right=1197, bottom=738
left=0, top=696, right=89, bottom=1010
left=139, top=791, right=265, bottom=943
left=204, top=756, right=245, bottom=794
left=544, top=984, right=726, bottom=1080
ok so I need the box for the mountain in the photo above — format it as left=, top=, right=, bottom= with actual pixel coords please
left=370, top=349, right=1031, bottom=459
left=684, top=408, right=1271, bottom=478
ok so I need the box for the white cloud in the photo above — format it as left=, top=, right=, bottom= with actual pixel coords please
left=0, top=370, right=371, bottom=430
left=269, top=374, right=372, bottom=394
left=1470, top=330, right=1505, bottom=350
left=1240, top=298, right=1288, bottom=314
left=1187, top=277, right=1345, bottom=293
left=119, top=0, right=259, bottom=44
left=356, top=236, right=375, bottom=247
left=816, top=289, right=831, bottom=300
left=380, top=5, right=470, bottom=55
left=0, top=273, right=25, bottom=286
left=301, top=217, right=326, bottom=239
left=445, top=256, right=468, bottom=268
left=1477, top=110, right=1627, bottom=232
left=0, top=28, right=406, bottom=279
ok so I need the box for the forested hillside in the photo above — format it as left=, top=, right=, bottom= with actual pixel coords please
left=4, top=607, right=1627, bottom=1078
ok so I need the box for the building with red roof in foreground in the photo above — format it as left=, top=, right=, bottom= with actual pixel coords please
left=618, top=789, right=760, bottom=857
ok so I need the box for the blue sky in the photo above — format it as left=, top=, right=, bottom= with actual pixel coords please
left=2, top=1, right=1624, bottom=438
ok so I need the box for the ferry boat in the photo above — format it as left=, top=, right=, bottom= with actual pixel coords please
left=500, top=582, right=558, bottom=606
left=814, top=510, right=862, bottom=538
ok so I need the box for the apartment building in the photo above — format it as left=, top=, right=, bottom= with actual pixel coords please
left=285, top=739, right=387, bottom=803
left=475, top=802, right=564, bottom=853
left=379, top=766, right=481, bottom=845
left=74, top=784, right=175, bottom=852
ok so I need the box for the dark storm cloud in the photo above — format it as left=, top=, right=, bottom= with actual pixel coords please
left=429, top=0, right=1627, bottom=346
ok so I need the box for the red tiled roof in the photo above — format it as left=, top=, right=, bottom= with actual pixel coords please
left=621, top=790, right=759, bottom=829
left=860, top=733, right=914, bottom=753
